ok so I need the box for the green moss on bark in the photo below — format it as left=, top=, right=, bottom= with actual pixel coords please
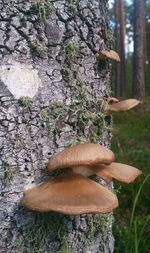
left=0, top=162, right=13, bottom=183
left=18, top=213, right=69, bottom=253
left=19, top=97, right=33, bottom=112
left=32, top=0, right=55, bottom=20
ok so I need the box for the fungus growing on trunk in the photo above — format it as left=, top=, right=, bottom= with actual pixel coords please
left=108, top=97, right=119, bottom=105
left=96, top=50, right=121, bottom=63
left=21, top=173, right=118, bottom=215
left=47, top=143, right=115, bottom=177
left=108, top=98, right=140, bottom=113
left=90, top=162, right=142, bottom=183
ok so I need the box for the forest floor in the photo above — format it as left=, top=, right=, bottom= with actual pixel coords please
left=111, top=98, right=150, bottom=253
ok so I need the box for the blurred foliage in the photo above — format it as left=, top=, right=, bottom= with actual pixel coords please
left=110, top=0, right=150, bottom=97
left=112, top=100, right=150, bottom=253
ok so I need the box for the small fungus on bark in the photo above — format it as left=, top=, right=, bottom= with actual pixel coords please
left=108, top=97, right=119, bottom=105
left=47, top=143, right=115, bottom=177
left=108, top=99, right=140, bottom=113
left=96, top=50, right=121, bottom=63
left=21, top=173, right=118, bottom=215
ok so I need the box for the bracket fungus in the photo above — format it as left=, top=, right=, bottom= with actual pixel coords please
left=108, top=97, right=119, bottom=105
left=21, top=143, right=142, bottom=215
left=90, top=162, right=142, bottom=183
left=21, top=173, right=118, bottom=215
left=48, top=143, right=115, bottom=177
left=47, top=143, right=142, bottom=185
left=96, top=50, right=121, bottom=63
left=108, top=98, right=140, bottom=113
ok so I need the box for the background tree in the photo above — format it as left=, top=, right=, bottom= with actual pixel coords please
left=0, top=0, right=115, bottom=252
left=114, top=0, right=126, bottom=97
left=145, top=0, right=150, bottom=93
left=133, top=0, right=145, bottom=100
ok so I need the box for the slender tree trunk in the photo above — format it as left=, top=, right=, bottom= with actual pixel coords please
left=144, top=14, right=147, bottom=65
left=0, top=1, right=114, bottom=252
left=114, top=0, right=120, bottom=96
left=133, top=0, right=145, bottom=100
left=119, top=0, right=126, bottom=96
left=145, top=14, right=150, bottom=92
left=115, top=0, right=126, bottom=97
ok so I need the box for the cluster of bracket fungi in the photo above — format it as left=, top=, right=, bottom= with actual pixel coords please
left=22, top=142, right=142, bottom=215
left=21, top=46, right=142, bottom=215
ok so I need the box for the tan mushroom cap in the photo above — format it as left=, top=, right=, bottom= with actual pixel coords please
left=91, top=162, right=142, bottom=183
left=96, top=50, right=121, bottom=63
left=48, top=143, right=115, bottom=171
left=108, top=97, right=119, bottom=105
left=21, top=173, right=118, bottom=215
left=108, top=99, right=140, bottom=112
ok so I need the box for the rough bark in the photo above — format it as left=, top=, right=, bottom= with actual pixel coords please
left=0, top=1, right=114, bottom=253
left=114, top=0, right=126, bottom=97
left=133, top=0, right=145, bottom=100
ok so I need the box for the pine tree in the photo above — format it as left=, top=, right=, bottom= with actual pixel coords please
left=133, top=0, right=145, bottom=100
left=115, top=0, right=126, bottom=97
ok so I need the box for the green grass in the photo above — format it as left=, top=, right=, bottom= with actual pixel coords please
left=111, top=101, right=150, bottom=253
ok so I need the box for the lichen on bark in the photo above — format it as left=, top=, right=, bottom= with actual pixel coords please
left=0, top=0, right=114, bottom=252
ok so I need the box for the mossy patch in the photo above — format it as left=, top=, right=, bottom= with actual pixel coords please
left=67, top=0, right=77, bottom=14
left=19, top=96, right=33, bottom=112
left=57, top=238, right=71, bottom=253
left=60, top=40, right=110, bottom=143
left=39, top=78, right=109, bottom=143
left=19, top=212, right=69, bottom=253
left=67, top=137, right=88, bottom=147
left=70, top=81, right=109, bottom=142
left=39, top=101, right=68, bottom=134
left=17, top=212, right=112, bottom=252
left=64, top=41, right=80, bottom=66
left=32, top=0, right=55, bottom=20
left=0, top=162, right=13, bottom=183
left=39, top=88, right=108, bottom=143
left=30, top=39, right=47, bottom=57
left=88, top=213, right=112, bottom=237
left=62, top=41, right=80, bottom=86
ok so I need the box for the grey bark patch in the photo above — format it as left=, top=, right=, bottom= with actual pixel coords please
left=0, top=61, right=42, bottom=99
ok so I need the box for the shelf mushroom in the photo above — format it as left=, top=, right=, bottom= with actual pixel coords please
left=108, top=97, right=119, bottom=105
left=21, top=173, right=118, bottom=215
left=96, top=50, right=121, bottom=63
left=47, top=143, right=115, bottom=177
left=108, top=98, right=140, bottom=113
left=89, top=163, right=142, bottom=183
left=48, top=143, right=142, bottom=184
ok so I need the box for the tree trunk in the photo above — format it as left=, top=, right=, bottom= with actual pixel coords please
left=0, top=1, right=114, bottom=252
left=133, top=0, right=145, bottom=100
left=114, top=0, right=126, bottom=97
left=145, top=11, right=150, bottom=93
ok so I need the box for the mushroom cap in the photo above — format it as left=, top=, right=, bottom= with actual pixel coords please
left=48, top=143, right=115, bottom=171
left=96, top=50, right=121, bottom=63
left=21, top=173, right=118, bottom=215
left=91, top=162, right=142, bottom=183
left=108, top=99, right=140, bottom=112
left=108, top=97, right=119, bottom=105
